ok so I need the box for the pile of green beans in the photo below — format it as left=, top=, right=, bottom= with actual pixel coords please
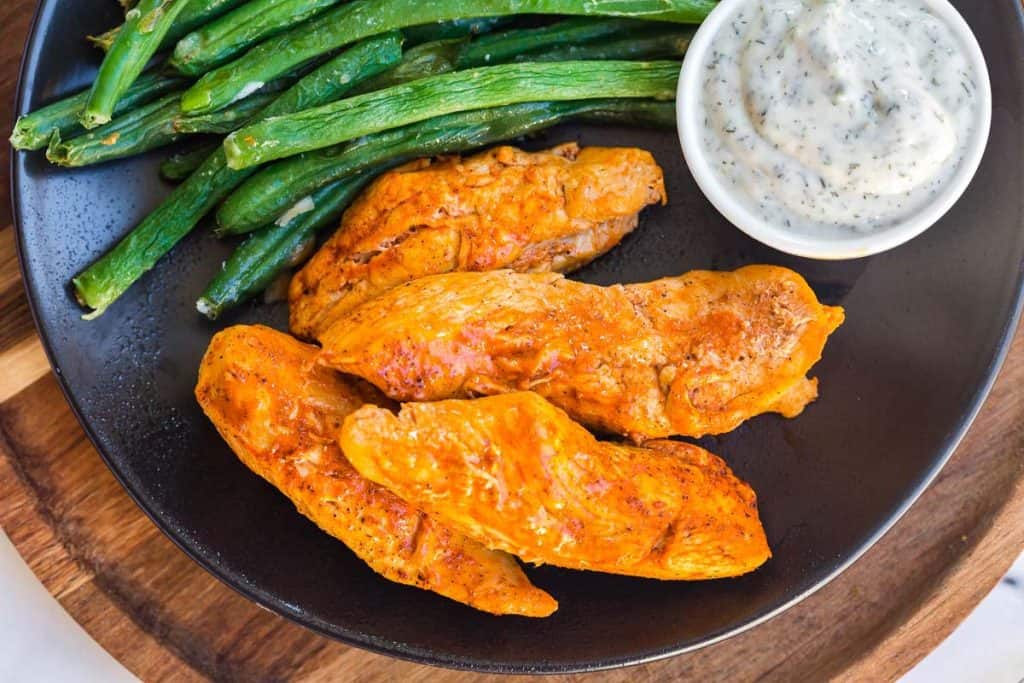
left=8, top=0, right=714, bottom=318
left=179, top=0, right=711, bottom=115
left=72, top=33, right=404, bottom=317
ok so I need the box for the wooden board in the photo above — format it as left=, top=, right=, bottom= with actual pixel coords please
left=1, top=3, right=1023, bottom=680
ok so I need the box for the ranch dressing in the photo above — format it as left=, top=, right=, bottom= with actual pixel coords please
left=699, top=0, right=981, bottom=236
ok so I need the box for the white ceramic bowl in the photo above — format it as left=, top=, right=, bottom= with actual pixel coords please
left=677, top=0, right=993, bottom=260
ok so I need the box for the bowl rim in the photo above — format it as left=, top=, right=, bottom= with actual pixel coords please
left=677, top=0, right=994, bottom=261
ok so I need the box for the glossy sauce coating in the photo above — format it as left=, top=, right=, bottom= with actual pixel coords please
left=340, top=392, right=771, bottom=580
left=319, top=267, right=844, bottom=441
left=195, top=325, right=557, bottom=617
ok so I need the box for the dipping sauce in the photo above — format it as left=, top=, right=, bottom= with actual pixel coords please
left=698, top=0, right=982, bottom=237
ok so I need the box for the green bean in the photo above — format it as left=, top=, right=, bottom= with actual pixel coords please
left=218, top=97, right=674, bottom=234
left=223, top=60, right=679, bottom=169
left=171, top=0, right=348, bottom=76
left=161, top=143, right=220, bottom=180
left=47, top=94, right=185, bottom=167
left=577, top=99, right=676, bottom=128
left=73, top=35, right=404, bottom=317
left=256, top=32, right=402, bottom=116
left=180, top=0, right=714, bottom=114
left=197, top=172, right=381, bottom=319
left=355, top=23, right=693, bottom=99
left=10, top=71, right=185, bottom=151
left=162, top=0, right=252, bottom=39
left=515, top=27, right=694, bottom=62
left=48, top=85, right=293, bottom=167
left=168, top=64, right=319, bottom=137
left=81, top=0, right=195, bottom=128
left=402, top=17, right=513, bottom=46
left=353, top=39, right=465, bottom=94
left=74, top=150, right=240, bottom=318
left=456, top=17, right=642, bottom=68
left=359, top=23, right=693, bottom=96
left=173, top=91, right=278, bottom=134
left=91, top=0, right=252, bottom=54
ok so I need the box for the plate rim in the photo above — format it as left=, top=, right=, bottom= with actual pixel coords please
left=9, top=0, right=1024, bottom=673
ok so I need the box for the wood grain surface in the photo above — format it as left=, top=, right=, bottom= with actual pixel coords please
left=2, top=3, right=1023, bottom=681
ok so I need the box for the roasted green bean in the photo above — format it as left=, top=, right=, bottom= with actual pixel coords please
left=402, top=17, right=513, bottom=46
left=223, top=60, right=679, bottom=169
left=513, top=27, right=694, bottom=62
left=171, top=0, right=348, bottom=75
left=80, top=0, right=194, bottom=128
left=10, top=71, right=185, bottom=151
left=173, top=91, right=278, bottom=134
left=72, top=35, right=403, bottom=317
left=48, top=94, right=185, bottom=167
left=456, top=17, right=639, bottom=68
left=353, top=39, right=465, bottom=94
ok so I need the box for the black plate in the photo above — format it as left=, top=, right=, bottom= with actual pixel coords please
left=12, top=0, right=1024, bottom=674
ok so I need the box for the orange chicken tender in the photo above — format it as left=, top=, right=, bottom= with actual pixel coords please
left=290, top=143, right=666, bottom=339
left=195, top=325, right=557, bottom=617
left=319, top=267, right=845, bottom=441
left=339, top=392, right=771, bottom=580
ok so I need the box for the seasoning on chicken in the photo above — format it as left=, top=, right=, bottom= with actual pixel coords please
left=195, top=325, right=557, bottom=617
left=339, top=392, right=771, bottom=580
left=319, top=266, right=845, bottom=441
left=289, top=143, right=666, bottom=339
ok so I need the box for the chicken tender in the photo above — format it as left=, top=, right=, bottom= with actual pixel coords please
left=195, top=325, right=557, bottom=617
left=319, top=267, right=845, bottom=441
left=339, top=392, right=771, bottom=580
left=289, top=143, right=666, bottom=339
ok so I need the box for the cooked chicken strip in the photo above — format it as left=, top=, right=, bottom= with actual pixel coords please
left=195, top=325, right=557, bottom=617
left=289, top=143, right=666, bottom=339
left=339, top=393, right=771, bottom=580
left=319, top=267, right=845, bottom=441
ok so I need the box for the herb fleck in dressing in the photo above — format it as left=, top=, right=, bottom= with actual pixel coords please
left=700, top=0, right=980, bottom=236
